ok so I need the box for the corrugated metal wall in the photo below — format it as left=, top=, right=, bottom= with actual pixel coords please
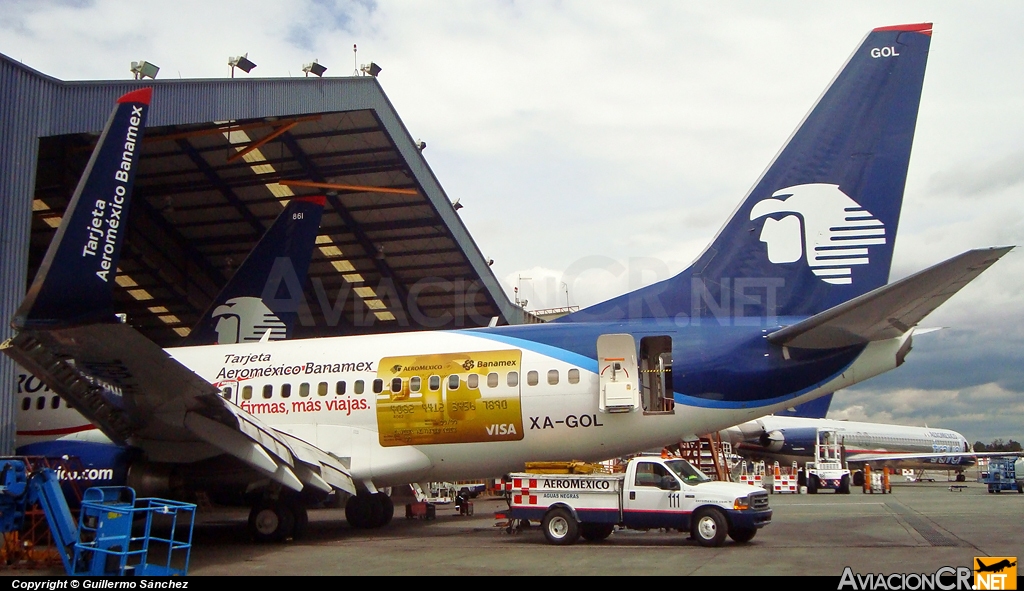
left=0, top=53, right=523, bottom=453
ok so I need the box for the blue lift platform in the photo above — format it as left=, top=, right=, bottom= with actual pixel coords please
left=0, top=458, right=196, bottom=576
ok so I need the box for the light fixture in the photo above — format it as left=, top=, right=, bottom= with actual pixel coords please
left=130, top=61, right=160, bottom=80
left=302, top=60, right=327, bottom=77
left=451, top=199, right=463, bottom=211
left=415, top=139, right=426, bottom=151
left=376, top=245, right=386, bottom=260
left=360, top=62, right=382, bottom=77
left=487, top=259, right=494, bottom=267
left=228, top=53, right=257, bottom=78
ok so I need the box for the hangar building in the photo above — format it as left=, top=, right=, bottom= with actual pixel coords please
left=0, top=53, right=537, bottom=452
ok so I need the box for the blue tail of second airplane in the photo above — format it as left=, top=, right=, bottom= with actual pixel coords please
left=563, top=24, right=932, bottom=324
left=14, top=88, right=152, bottom=330
left=183, top=195, right=326, bottom=345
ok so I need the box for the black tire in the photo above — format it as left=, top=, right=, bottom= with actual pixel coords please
left=248, top=500, right=295, bottom=543
left=542, top=508, right=580, bottom=546
left=580, top=523, right=614, bottom=542
left=956, top=473, right=966, bottom=483
left=728, top=527, right=757, bottom=543
left=838, top=474, right=851, bottom=495
left=377, top=493, right=395, bottom=526
left=691, top=507, right=728, bottom=547
left=288, top=501, right=309, bottom=540
left=797, top=469, right=806, bottom=487
left=807, top=475, right=819, bottom=494
left=852, top=470, right=865, bottom=487
left=345, top=494, right=384, bottom=529
left=1016, top=482, right=1022, bottom=494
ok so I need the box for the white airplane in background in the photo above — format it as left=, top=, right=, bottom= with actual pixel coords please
left=721, top=394, right=1018, bottom=483
left=3, top=23, right=1012, bottom=543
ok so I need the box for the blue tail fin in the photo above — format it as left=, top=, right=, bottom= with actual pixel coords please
left=183, top=196, right=326, bottom=345
left=564, top=24, right=932, bottom=324
left=776, top=393, right=833, bottom=419
left=13, top=89, right=152, bottom=330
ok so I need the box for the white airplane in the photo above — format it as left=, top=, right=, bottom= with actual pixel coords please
left=721, top=394, right=1019, bottom=483
left=3, top=23, right=1012, bottom=542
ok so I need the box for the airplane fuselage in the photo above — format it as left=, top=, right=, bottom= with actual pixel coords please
left=17, top=319, right=910, bottom=487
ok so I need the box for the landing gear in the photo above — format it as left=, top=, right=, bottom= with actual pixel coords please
left=955, top=473, right=966, bottom=483
left=248, top=500, right=295, bottom=543
left=345, top=492, right=395, bottom=529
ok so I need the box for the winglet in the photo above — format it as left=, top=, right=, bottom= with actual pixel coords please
left=14, top=89, right=153, bottom=330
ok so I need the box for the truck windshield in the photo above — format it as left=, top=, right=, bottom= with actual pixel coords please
left=665, top=460, right=711, bottom=484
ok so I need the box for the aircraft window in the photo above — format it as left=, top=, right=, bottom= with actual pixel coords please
left=448, top=375, right=460, bottom=390
left=318, top=382, right=328, bottom=396
left=21, top=397, right=30, bottom=411
left=429, top=376, right=440, bottom=391
left=221, top=387, right=232, bottom=400
left=507, top=372, right=519, bottom=387
left=410, top=376, right=421, bottom=392
left=263, top=385, right=273, bottom=399
left=467, top=374, right=479, bottom=389
left=527, top=371, right=538, bottom=386
left=336, top=381, right=347, bottom=395
left=242, top=386, right=253, bottom=400
left=391, top=377, right=403, bottom=393
left=487, top=373, right=499, bottom=388
left=281, top=384, right=292, bottom=399
left=548, top=370, right=559, bottom=385
left=373, top=379, right=383, bottom=394
left=36, top=397, right=45, bottom=410
left=354, top=380, right=365, bottom=395
left=299, top=383, right=310, bottom=398
left=51, top=395, right=60, bottom=409
left=568, top=369, right=580, bottom=384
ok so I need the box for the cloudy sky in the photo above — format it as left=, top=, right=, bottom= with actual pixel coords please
left=2, top=1, right=1022, bottom=443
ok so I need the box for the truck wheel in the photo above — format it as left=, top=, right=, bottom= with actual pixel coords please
left=853, top=471, right=864, bottom=487
left=691, top=508, right=728, bottom=547
left=838, top=474, right=851, bottom=495
left=542, top=508, right=580, bottom=545
left=807, top=475, right=819, bottom=494
left=728, top=527, right=757, bottom=543
left=580, top=523, right=614, bottom=542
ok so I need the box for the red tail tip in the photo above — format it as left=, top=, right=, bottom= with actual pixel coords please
left=295, top=195, right=327, bottom=206
left=118, top=87, right=153, bottom=105
left=872, top=23, right=932, bottom=36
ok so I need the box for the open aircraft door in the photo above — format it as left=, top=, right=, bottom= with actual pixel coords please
left=597, top=334, right=640, bottom=413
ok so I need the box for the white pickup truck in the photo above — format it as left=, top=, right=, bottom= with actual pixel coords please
left=506, top=456, right=771, bottom=547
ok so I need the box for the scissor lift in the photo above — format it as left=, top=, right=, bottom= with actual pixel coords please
left=0, top=458, right=196, bottom=576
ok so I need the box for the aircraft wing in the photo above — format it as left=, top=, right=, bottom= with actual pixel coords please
left=3, top=324, right=356, bottom=496
left=768, top=247, right=1013, bottom=349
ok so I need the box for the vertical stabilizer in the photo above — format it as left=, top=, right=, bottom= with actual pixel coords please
left=564, top=24, right=932, bottom=324
left=184, top=196, right=326, bottom=345
left=14, top=89, right=152, bottom=329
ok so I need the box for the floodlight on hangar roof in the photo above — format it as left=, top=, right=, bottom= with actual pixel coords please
left=303, top=60, right=327, bottom=77
left=228, top=53, right=257, bottom=77
left=130, top=61, right=160, bottom=80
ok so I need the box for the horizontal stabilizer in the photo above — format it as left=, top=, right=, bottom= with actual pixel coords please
left=768, top=247, right=1013, bottom=349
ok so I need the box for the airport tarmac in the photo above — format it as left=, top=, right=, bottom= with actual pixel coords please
left=4, top=478, right=1022, bottom=577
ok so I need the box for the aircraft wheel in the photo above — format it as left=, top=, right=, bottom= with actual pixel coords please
left=692, top=508, right=728, bottom=547
left=580, top=523, right=614, bottom=542
left=542, top=508, right=580, bottom=545
left=956, top=473, right=966, bottom=483
left=288, top=501, right=309, bottom=539
left=248, top=500, right=295, bottom=543
left=376, top=492, right=395, bottom=526
left=728, top=527, right=757, bottom=543
left=345, top=494, right=384, bottom=529
left=852, top=471, right=865, bottom=487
